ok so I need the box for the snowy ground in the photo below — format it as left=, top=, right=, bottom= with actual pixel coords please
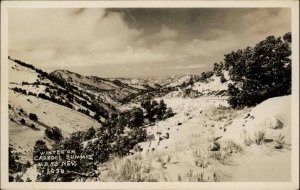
left=108, top=95, right=292, bottom=182
left=9, top=90, right=102, bottom=161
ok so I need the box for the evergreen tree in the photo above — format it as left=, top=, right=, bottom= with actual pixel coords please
left=128, top=107, right=144, bottom=128
left=225, top=32, right=291, bottom=108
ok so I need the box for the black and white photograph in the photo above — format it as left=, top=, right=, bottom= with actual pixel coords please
left=1, top=1, right=299, bottom=189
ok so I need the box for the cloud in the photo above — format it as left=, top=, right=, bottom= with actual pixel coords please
left=152, top=25, right=178, bottom=40
left=9, top=9, right=143, bottom=67
left=239, top=9, right=291, bottom=45
left=8, top=8, right=291, bottom=78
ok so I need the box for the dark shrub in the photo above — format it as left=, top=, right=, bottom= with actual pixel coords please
left=83, top=127, right=96, bottom=141
left=165, top=108, right=175, bottom=118
left=213, top=62, right=224, bottom=77
left=45, top=87, right=50, bottom=93
left=15, top=174, right=24, bottom=182
left=78, top=108, right=90, bottom=116
left=220, top=73, right=227, bottom=83
left=29, top=113, right=38, bottom=121
left=20, top=118, right=26, bottom=125
left=26, top=177, right=32, bottom=182
left=45, top=127, right=63, bottom=141
left=128, top=107, right=144, bottom=128
left=157, top=100, right=167, bottom=120
left=93, top=113, right=100, bottom=121
left=9, top=175, right=14, bottom=182
left=25, top=160, right=31, bottom=168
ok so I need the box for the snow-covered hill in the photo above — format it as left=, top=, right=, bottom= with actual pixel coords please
left=8, top=59, right=103, bottom=161
left=104, top=95, right=291, bottom=182
left=218, top=95, right=291, bottom=146
left=165, top=75, right=193, bottom=87
left=51, top=70, right=140, bottom=104
left=163, top=72, right=230, bottom=99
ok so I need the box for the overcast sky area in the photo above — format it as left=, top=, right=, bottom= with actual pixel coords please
left=8, top=8, right=291, bottom=78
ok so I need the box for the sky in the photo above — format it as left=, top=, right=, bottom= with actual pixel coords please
left=8, top=8, right=291, bottom=78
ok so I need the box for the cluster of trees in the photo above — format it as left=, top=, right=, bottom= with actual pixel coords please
left=199, top=71, right=214, bottom=82
left=43, top=79, right=109, bottom=121
left=38, top=93, right=73, bottom=109
left=21, top=81, right=41, bottom=87
left=33, top=123, right=148, bottom=181
left=28, top=91, right=37, bottom=96
left=77, top=108, right=90, bottom=116
left=224, top=32, right=291, bottom=108
left=11, top=58, right=80, bottom=93
left=141, top=99, right=174, bottom=122
left=76, top=100, right=109, bottom=120
left=11, top=58, right=124, bottom=123
left=12, top=59, right=48, bottom=79
left=48, top=73, right=71, bottom=89
left=12, top=85, right=74, bottom=111
left=87, top=101, right=109, bottom=119
left=213, top=62, right=224, bottom=77
left=9, top=146, right=31, bottom=181
left=12, top=87, right=27, bottom=95
left=32, top=98, right=175, bottom=181
left=213, top=62, right=227, bottom=83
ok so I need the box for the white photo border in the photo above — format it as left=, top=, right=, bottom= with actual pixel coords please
left=1, top=1, right=299, bottom=189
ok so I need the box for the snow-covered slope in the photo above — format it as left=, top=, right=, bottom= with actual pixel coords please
left=51, top=70, right=140, bottom=102
left=125, top=95, right=291, bottom=182
left=166, top=75, right=193, bottom=87
left=218, top=95, right=291, bottom=145
left=191, top=72, right=230, bottom=96
left=9, top=91, right=102, bottom=160
left=8, top=60, right=102, bottom=161
left=164, top=72, right=230, bottom=99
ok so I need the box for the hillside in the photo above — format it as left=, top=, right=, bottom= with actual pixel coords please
left=50, top=70, right=141, bottom=104
left=8, top=59, right=104, bottom=162
left=98, top=95, right=291, bottom=182
left=163, top=72, right=230, bottom=99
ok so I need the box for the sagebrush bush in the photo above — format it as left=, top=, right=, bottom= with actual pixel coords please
left=209, top=151, right=231, bottom=165
left=241, top=129, right=254, bottom=146
left=274, top=134, right=285, bottom=149
left=193, top=148, right=209, bottom=168
left=222, top=140, right=243, bottom=154
left=254, top=130, right=265, bottom=145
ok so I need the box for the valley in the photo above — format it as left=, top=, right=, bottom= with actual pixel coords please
left=8, top=55, right=291, bottom=182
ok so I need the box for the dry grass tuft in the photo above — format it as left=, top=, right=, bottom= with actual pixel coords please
left=222, top=140, right=243, bottom=154
left=254, top=130, right=266, bottom=145
left=241, top=129, right=254, bottom=146
left=100, top=153, right=159, bottom=182
left=177, top=170, right=220, bottom=182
